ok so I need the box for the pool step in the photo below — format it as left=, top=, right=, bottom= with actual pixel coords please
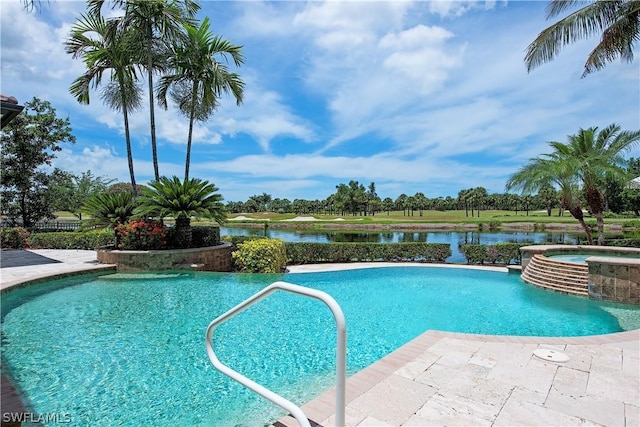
left=522, top=254, right=588, bottom=296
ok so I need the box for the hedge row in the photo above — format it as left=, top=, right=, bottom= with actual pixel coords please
left=0, top=227, right=30, bottom=249
left=460, top=243, right=525, bottom=265
left=2, top=225, right=221, bottom=250
left=284, top=242, right=451, bottom=264
left=605, top=238, right=640, bottom=247
left=29, top=230, right=115, bottom=250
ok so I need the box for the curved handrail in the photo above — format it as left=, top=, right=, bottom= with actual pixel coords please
left=205, top=281, right=347, bottom=427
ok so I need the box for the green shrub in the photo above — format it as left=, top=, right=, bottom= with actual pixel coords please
left=605, top=238, right=640, bottom=247
left=461, top=244, right=487, bottom=264
left=494, top=243, right=524, bottom=265
left=232, top=239, right=287, bottom=273
left=29, top=230, right=114, bottom=249
left=191, top=226, right=221, bottom=247
left=285, top=242, right=451, bottom=264
left=486, top=245, right=499, bottom=263
left=623, top=219, right=640, bottom=228
left=0, top=227, right=30, bottom=249
left=460, top=243, right=524, bottom=265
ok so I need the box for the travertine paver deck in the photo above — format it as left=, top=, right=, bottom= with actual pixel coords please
left=0, top=249, right=114, bottom=291
left=276, top=329, right=640, bottom=427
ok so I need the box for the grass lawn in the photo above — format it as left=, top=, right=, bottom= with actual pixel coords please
left=52, top=209, right=637, bottom=229
left=226, top=209, right=633, bottom=225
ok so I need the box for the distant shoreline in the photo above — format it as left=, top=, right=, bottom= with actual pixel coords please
left=222, top=221, right=624, bottom=233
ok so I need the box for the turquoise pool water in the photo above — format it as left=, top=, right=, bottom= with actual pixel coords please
left=2, top=267, right=639, bottom=426
left=547, top=253, right=640, bottom=264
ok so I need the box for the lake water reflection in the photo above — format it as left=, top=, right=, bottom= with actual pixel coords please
left=220, top=227, right=581, bottom=263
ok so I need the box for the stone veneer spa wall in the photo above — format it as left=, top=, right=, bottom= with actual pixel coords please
left=97, top=243, right=233, bottom=272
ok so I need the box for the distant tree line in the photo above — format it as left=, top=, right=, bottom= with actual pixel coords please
left=226, top=163, right=640, bottom=217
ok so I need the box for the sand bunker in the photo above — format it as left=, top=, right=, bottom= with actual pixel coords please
left=282, top=216, right=318, bottom=221
left=229, top=215, right=269, bottom=221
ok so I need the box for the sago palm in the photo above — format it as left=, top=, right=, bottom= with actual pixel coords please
left=65, top=13, right=142, bottom=194
left=83, top=191, right=138, bottom=245
left=88, top=0, right=201, bottom=180
left=158, top=17, right=245, bottom=180
left=526, top=0, right=640, bottom=76
left=136, top=175, right=226, bottom=248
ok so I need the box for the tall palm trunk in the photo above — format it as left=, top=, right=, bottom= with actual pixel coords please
left=185, top=81, right=199, bottom=181
left=585, top=186, right=606, bottom=245
left=148, top=61, right=159, bottom=180
left=145, top=24, right=159, bottom=180
left=563, top=197, right=593, bottom=245
left=119, top=74, right=137, bottom=196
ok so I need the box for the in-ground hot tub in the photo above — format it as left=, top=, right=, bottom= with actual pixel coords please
left=520, top=245, right=640, bottom=305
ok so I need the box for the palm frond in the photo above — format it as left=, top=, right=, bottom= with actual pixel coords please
left=526, top=0, right=639, bottom=75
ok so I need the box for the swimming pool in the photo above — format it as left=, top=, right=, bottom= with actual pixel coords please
left=2, top=267, right=639, bottom=426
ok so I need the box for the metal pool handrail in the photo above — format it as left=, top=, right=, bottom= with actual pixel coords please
left=205, top=281, right=347, bottom=427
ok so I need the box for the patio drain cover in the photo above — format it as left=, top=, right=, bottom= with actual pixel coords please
left=533, top=348, right=570, bottom=363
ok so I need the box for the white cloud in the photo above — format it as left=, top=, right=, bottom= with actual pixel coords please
left=4, top=0, right=638, bottom=203
left=429, top=0, right=502, bottom=18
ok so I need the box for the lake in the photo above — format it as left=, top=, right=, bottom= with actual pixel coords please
left=219, top=226, right=581, bottom=263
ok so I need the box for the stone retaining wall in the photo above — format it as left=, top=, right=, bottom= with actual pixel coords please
left=97, top=243, right=233, bottom=272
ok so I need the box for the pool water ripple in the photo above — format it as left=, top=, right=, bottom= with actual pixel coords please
left=2, top=267, right=639, bottom=426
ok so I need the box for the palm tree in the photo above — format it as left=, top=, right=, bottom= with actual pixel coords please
left=507, top=153, right=594, bottom=244
left=382, top=197, right=394, bottom=216
left=457, top=189, right=469, bottom=217
left=66, top=13, right=142, bottom=195
left=525, top=0, right=640, bottom=77
left=414, top=192, right=428, bottom=216
left=158, top=17, right=245, bottom=180
left=550, top=124, right=640, bottom=244
left=136, top=175, right=226, bottom=248
left=472, top=187, right=488, bottom=217
left=537, top=183, right=558, bottom=216
left=88, top=0, right=201, bottom=180
left=395, top=194, right=409, bottom=216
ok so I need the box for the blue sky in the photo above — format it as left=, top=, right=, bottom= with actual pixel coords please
left=2, top=0, right=639, bottom=203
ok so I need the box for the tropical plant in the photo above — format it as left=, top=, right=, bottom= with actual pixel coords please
left=413, top=192, right=428, bottom=217
left=537, top=183, right=558, bottom=216
left=549, top=124, right=640, bottom=244
left=506, top=152, right=594, bottom=244
left=525, top=0, right=640, bottom=77
left=65, top=12, right=142, bottom=194
left=88, top=0, right=201, bottom=180
left=83, top=191, right=138, bottom=228
left=136, top=176, right=226, bottom=248
left=158, top=17, right=244, bottom=180
left=115, top=219, right=167, bottom=250
left=83, top=191, right=138, bottom=245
